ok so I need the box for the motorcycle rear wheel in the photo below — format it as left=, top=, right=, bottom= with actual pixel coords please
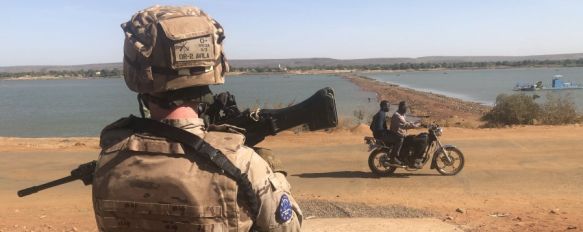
left=434, top=147, right=465, bottom=176
left=368, top=149, right=397, bottom=176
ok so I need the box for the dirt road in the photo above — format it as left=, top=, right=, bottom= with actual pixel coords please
left=1, top=125, right=582, bottom=231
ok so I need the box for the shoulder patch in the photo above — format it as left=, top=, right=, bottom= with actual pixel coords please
left=277, top=194, right=293, bottom=223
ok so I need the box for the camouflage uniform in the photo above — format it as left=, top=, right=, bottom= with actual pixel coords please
left=93, top=118, right=302, bottom=231
left=253, top=147, right=287, bottom=176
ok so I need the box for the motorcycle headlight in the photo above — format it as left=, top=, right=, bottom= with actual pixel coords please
left=436, top=128, right=443, bottom=136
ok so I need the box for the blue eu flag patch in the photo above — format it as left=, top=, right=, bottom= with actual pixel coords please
left=277, top=194, right=293, bottom=223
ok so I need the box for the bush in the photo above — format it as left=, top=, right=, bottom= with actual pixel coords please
left=352, top=108, right=366, bottom=124
left=352, top=107, right=376, bottom=126
left=540, top=94, right=579, bottom=125
left=482, top=94, right=540, bottom=126
left=336, top=117, right=356, bottom=130
left=482, top=93, right=581, bottom=126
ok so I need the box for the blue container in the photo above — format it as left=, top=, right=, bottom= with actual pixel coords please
left=552, top=78, right=564, bottom=88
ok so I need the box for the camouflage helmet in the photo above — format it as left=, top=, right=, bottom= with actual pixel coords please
left=121, top=5, right=228, bottom=95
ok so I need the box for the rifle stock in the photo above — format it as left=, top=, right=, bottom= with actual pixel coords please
left=213, top=87, right=338, bottom=146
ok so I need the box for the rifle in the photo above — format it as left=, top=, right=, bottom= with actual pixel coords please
left=17, top=88, right=338, bottom=197
left=205, top=87, right=338, bottom=146
left=17, top=161, right=96, bottom=197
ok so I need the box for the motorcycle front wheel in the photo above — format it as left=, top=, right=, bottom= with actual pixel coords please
left=368, top=149, right=397, bottom=176
left=434, top=147, right=465, bottom=176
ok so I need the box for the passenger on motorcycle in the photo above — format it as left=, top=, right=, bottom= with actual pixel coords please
left=370, top=100, right=390, bottom=139
left=370, top=100, right=413, bottom=166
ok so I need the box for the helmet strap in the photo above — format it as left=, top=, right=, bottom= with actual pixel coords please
left=137, top=94, right=152, bottom=118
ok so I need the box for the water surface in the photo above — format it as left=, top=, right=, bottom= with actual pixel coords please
left=0, top=75, right=377, bottom=137
left=363, top=67, right=583, bottom=109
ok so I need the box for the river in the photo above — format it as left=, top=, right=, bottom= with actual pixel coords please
left=0, top=75, right=377, bottom=137
left=362, top=67, right=583, bottom=109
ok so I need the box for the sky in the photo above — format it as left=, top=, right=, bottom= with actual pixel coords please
left=1, top=0, right=583, bottom=66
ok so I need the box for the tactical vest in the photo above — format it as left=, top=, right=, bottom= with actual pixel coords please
left=92, top=119, right=253, bottom=232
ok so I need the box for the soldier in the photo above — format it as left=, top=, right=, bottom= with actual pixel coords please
left=92, top=5, right=302, bottom=232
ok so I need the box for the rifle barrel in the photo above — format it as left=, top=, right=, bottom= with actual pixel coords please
left=17, top=175, right=79, bottom=197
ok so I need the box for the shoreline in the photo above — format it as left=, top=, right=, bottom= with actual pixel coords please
left=0, top=124, right=580, bottom=150
left=2, top=66, right=579, bottom=80
left=369, top=79, right=494, bottom=106
left=339, top=73, right=492, bottom=127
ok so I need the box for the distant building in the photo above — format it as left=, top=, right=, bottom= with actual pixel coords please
left=278, top=64, right=288, bottom=71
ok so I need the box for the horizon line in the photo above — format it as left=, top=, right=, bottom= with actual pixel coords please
left=2, top=52, right=583, bottom=68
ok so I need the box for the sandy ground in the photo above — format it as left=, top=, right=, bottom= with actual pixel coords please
left=303, top=218, right=462, bottom=232
left=1, top=125, right=583, bottom=231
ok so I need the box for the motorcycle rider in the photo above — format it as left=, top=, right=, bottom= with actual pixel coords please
left=389, top=101, right=419, bottom=166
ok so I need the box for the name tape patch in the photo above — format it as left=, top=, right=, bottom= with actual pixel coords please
left=174, top=35, right=214, bottom=62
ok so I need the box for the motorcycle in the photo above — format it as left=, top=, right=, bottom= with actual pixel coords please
left=364, top=124, right=465, bottom=176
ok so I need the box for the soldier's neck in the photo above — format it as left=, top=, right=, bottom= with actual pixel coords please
left=150, top=105, right=199, bottom=120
